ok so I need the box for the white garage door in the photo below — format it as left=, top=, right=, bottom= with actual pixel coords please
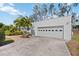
left=37, top=26, right=64, bottom=39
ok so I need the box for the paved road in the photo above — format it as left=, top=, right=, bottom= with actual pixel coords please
left=0, top=36, right=70, bottom=56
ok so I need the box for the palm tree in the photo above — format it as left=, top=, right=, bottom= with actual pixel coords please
left=14, top=16, right=32, bottom=32
left=14, top=17, right=22, bottom=31
left=26, top=17, right=32, bottom=31
left=20, top=16, right=32, bottom=31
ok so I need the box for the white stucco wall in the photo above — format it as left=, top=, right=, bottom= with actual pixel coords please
left=32, top=16, right=72, bottom=41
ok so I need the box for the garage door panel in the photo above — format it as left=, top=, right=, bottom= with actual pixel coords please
left=37, top=26, right=64, bottom=39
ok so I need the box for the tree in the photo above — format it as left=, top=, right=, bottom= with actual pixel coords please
left=14, top=17, right=22, bottom=31
left=57, top=3, right=68, bottom=16
left=30, top=14, right=38, bottom=22
left=3, top=25, right=10, bottom=31
left=21, top=16, right=32, bottom=31
left=14, top=16, right=32, bottom=32
left=31, top=3, right=79, bottom=22
left=0, top=23, right=5, bottom=40
left=42, top=4, right=48, bottom=18
left=0, top=23, right=4, bottom=28
left=49, top=3, right=55, bottom=16
left=57, top=3, right=79, bottom=16
left=32, top=4, right=41, bottom=21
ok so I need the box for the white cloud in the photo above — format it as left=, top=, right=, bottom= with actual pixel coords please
left=8, top=3, right=15, bottom=6
left=0, top=3, right=4, bottom=7
left=67, top=3, right=72, bottom=6
left=0, top=3, right=25, bottom=16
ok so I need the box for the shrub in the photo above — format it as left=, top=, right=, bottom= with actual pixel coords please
left=5, top=30, right=23, bottom=36
left=5, top=30, right=14, bottom=36
left=0, top=39, right=14, bottom=46
left=14, top=30, right=23, bottom=35
left=22, top=31, right=32, bottom=38
left=0, top=29, right=5, bottom=40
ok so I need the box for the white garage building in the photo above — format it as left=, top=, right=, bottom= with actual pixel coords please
left=32, top=16, right=72, bottom=41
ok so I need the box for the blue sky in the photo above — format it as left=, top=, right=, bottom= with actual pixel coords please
left=0, top=3, right=79, bottom=25
left=0, top=3, right=34, bottom=25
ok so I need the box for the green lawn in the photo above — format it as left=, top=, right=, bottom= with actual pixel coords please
left=72, top=33, right=79, bottom=42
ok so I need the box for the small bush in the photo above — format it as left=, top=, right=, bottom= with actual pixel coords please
left=22, top=31, right=32, bottom=38
left=5, top=30, right=13, bottom=36
left=0, top=29, right=5, bottom=40
left=0, top=39, right=14, bottom=46
left=14, top=30, right=23, bottom=35
left=5, top=30, right=23, bottom=36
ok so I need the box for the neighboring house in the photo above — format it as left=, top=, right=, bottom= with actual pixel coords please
left=72, top=16, right=79, bottom=31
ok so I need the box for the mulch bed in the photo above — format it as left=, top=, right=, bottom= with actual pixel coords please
left=73, top=31, right=79, bottom=35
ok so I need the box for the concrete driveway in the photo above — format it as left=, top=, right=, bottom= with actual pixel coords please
left=0, top=36, right=70, bottom=56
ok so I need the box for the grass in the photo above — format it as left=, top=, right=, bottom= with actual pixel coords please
left=72, top=33, right=79, bottom=41
left=67, top=32, right=79, bottom=56
left=0, top=38, right=14, bottom=46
